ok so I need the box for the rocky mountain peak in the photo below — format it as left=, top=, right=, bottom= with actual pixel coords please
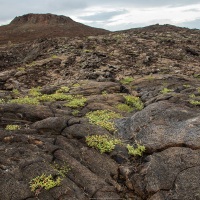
left=10, top=13, right=74, bottom=25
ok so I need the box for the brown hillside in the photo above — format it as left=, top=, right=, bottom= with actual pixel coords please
left=0, top=13, right=109, bottom=45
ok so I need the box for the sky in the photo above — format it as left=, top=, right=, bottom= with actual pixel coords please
left=0, top=0, right=200, bottom=31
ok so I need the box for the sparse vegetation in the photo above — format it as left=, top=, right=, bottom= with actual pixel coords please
left=52, top=162, right=71, bottom=178
left=56, top=86, right=70, bottom=93
left=124, top=95, right=144, bottom=110
left=189, top=100, right=200, bottom=106
left=8, top=96, right=40, bottom=105
left=160, top=88, right=174, bottom=94
left=65, top=96, right=87, bottom=108
left=86, top=135, right=121, bottom=154
left=127, top=144, right=146, bottom=156
left=29, top=87, right=41, bottom=97
left=72, top=109, right=80, bottom=116
left=116, top=103, right=134, bottom=112
left=29, top=174, right=61, bottom=193
left=5, top=124, right=21, bottom=131
left=120, top=77, right=134, bottom=85
left=86, top=110, right=122, bottom=132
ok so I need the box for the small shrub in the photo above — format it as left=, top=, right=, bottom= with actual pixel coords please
left=160, top=88, right=173, bottom=94
left=72, top=109, right=80, bottom=116
left=124, top=95, right=144, bottom=110
left=17, top=67, right=26, bottom=72
left=29, top=87, right=41, bottom=97
left=0, top=99, right=5, bottom=104
left=72, top=83, right=80, bottom=88
left=189, top=100, right=200, bottom=106
left=8, top=96, right=39, bottom=105
left=189, top=94, right=196, bottom=98
left=5, top=124, right=21, bottom=131
left=127, top=144, right=146, bottom=156
left=12, top=89, right=20, bottom=97
left=52, top=163, right=71, bottom=178
left=116, top=103, right=134, bottom=113
left=29, top=174, right=61, bottom=192
left=65, top=97, right=87, bottom=108
left=56, top=86, right=70, bottom=93
left=120, top=77, right=134, bottom=85
left=86, top=110, right=122, bottom=132
left=86, top=135, right=121, bottom=153
left=183, top=84, right=191, bottom=88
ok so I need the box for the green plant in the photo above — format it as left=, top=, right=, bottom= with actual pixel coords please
left=52, top=163, right=71, bottom=178
left=124, top=95, right=144, bottom=110
left=65, top=97, right=87, bottom=108
left=189, top=94, right=196, bottom=98
left=12, top=89, right=20, bottom=96
left=52, top=55, right=58, bottom=59
left=5, top=124, right=21, bottom=131
left=102, top=91, right=108, bottom=96
left=72, top=109, right=80, bottom=116
left=56, top=86, right=70, bottom=93
left=17, top=67, right=26, bottom=72
left=197, top=87, right=200, bottom=93
left=0, top=99, right=5, bottom=104
left=183, top=84, right=191, bottom=88
left=160, top=88, right=174, bottom=94
left=86, top=135, right=121, bottom=153
left=72, top=83, right=80, bottom=88
left=120, top=77, right=134, bottom=85
left=29, top=174, right=61, bottom=193
left=189, top=100, right=200, bottom=105
left=116, top=103, right=134, bottom=113
left=8, top=96, right=40, bottom=105
left=193, top=74, right=200, bottom=78
left=29, top=87, right=41, bottom=97
left=127, top=144, right=146, bottom=156
left=86, top=110, right=122, bottom=132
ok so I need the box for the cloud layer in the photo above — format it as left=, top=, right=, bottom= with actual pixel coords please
left=0, top=0, right=200, bottom=30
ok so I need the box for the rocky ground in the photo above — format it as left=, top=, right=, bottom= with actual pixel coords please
left=0, top=23, right=200, bottom=200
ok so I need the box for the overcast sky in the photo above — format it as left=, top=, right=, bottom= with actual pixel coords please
left=0, top=0, right=200, bottom=31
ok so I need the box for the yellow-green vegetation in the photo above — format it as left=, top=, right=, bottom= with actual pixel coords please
left=147, top=75, right=155, bottom=81
left=52, top=162, right=71, bottom=178
left=52, top=55, right=58, bottom=59
left=189, top=94, right=196, bottom=98
left=29, top=174, right=61, bottom=192
left=197, top=87, right=200, bottom=93
left=72, top=109, right=80, bottom=116
left=194, top=74, right=200, bottom=78
left=12, top=89, right=20, bottom=97
left=189, top=100, right=200, bottom=106
left=86, top=110, right=122, bottom=132
left=56, top=86, right=70, bottom=93
left=124, top=95, right=144, bottom=111
left=72, top=83, right=80, bottom=88
left=116, top=103, right=134, bottom=113
left=120, top=77, right=134, bottom=85
left=0, top=99, right=5, bottom=104
left=102, top=90, right=108, bottom=96
left=39, top=93, right=73, bottom=101
left=64, top=96, right=87, bottom=108
left=29, top=87, right=41, bottom=97
left=127, top=144, right=146, bottom=156
left=183, top=84, right=191, bottom=88
left=17, top=67, right=26, bottom=72
left=8, top=96, right=40, bottom=105
left=160, top=88, right=174, bottom=94
left=5, top=124, right=21, bottom=131
left=86, top=135, right=121, bottom=153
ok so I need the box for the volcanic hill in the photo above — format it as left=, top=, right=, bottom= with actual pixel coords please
left=0, top=13, right=109, bottom=45
left=0, top=14, right=200, bottom=200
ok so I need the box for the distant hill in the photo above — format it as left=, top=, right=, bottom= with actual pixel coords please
left=0, top=13, right=109, bottom=45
